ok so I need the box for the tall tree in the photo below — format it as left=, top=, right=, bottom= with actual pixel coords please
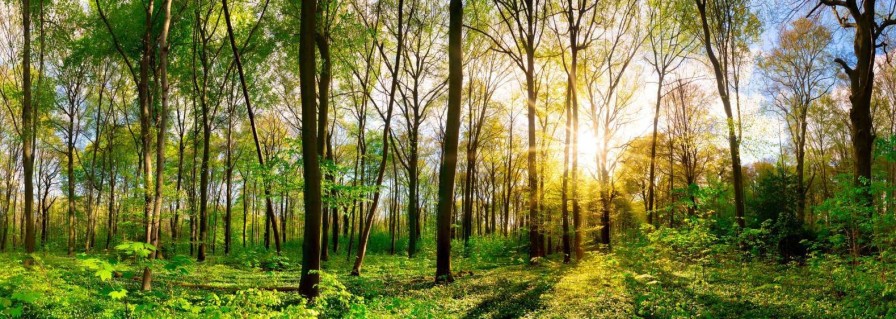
left=392, top=0, right=446, bottom=257
left=22, top=0, right=36, bottom=255
left=221, top=0, right=281, bottom=256
left=554, top=0, right=600, bottom=262
left=693, top=0, right=757, bottom=228
left=645, top=0, right=693, bottom=226
left=759, top=17, right=833, bottom=224
left=583, top=0, right=642, bottom=249
left=436, top=0, right=463, bottom=284
left=810, top=0, right=896, bottom=207
left=351, top=0, right=404, bottom=276
left=53, top=60, right=86, bottom=256
left=297, top=0, right=323, bottom=298
left=152, top=0, right=174, bottom=260
left=476, top=0, right=548, bottom=261
left=95, top=0, right=173, bottom=290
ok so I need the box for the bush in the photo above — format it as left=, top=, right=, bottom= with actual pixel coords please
left=646, top=217, right=722, bottom=271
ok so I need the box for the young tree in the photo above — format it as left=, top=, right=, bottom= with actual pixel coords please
left=221, top=0, right=281, bottom=256
left=95, top=0, right=173, bottom=290
left=553, top=0, right=601, bottom=261
left=317, top=0, right=333, bottom=261
left=52, top=59, right=87, bottom=256
left=665, top=80, right=718, bottom=214
left=461, top=51, right=506, bottom=246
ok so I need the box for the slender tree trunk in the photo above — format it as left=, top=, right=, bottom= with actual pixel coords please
left=561, top=80, right=572, bottom=263
left=242, top=172, right=248, bottom=248
left=316, top=0, right=333, bottom=262
left=647, top=73, right=664, bottom=226
left=22, top=0, right=36, bottom=255
left=173, top=132, right=185, bottom=253
left=525, top=69, right=541, bottom=260
left=351, top=0, right=404, bottom=276
left=407, top=142, right=419, bottom=257
left=106, top=155, right=116, bottom=250
left=221, top=0, right=281, bottom=255
left=224, top=105, right=234, bottom=255
left=67, top=125, right=76, bottom=256
left=695, top=0, right=746, bottom=228
left=151, top=0, right=173, bottom=262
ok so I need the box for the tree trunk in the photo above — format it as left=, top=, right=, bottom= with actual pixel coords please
left=695, top=0, right=746, bottom=229
left=22, top=0, right=36, bottom=255
left=561, top=79, right=572, bottom=263
left=221, top=0, right=281, bottom=256
left=224, top=105, right=234, bottom=255
left=296, top=0, right=323, bottom=298
left=436, top=0, right=462, bottom=284
left=351, top=0, right=404, bottom=276
left=67, top=127, right=76, bottom=256
left=317, top=19, right=332, bottom=262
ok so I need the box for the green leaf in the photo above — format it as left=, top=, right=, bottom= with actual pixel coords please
left=108, top=289, right=128, bottom=301
left=10, top=291, right=39, bottom=304
left=6, top=305, right=23, bottom=318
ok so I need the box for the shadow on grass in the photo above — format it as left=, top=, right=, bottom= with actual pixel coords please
left=461, top=276, right=555, bottom=319
left=621, top=262, right=815, bottom=319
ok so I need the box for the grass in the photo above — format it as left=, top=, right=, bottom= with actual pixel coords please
left=0, top=236, right=894, bottom=318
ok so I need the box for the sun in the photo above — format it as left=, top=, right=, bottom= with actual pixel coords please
left=574, top=126, right=600, bottom=173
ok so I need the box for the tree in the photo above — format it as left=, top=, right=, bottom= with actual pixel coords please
left=645, top=0, right=694, bottom=226
left=436, top=0, right=462, bottom=284
left=95, top=0, right=173, bottom=290
left=193, top=0, right=217, bottom=263
left=461, top=50, right=506, bottom=246
left=665, top=80, right=718, bottom=215
left=476, top=0, right=548, bottom=261
left=583, top=0, right=642, bottom=249
left=316, top=0, right=335, bottom=262
left=759, top=17, right=833, bottom=224
left=809, top=0, right=896, bottom=208
left=297, top=0, right=323, bottom=298
left=221, top=0, right=281, bottom=256
left=351, top=0, right=404, bottom=276
left=152, top=0, right=173, bottom=261
left=552, top=0, right=601, bottom=262
left=392, top=0, right=446, bottom=257
left=52, top=56, right=87, bottom=257
left=693, top=0, right=758, bottom=229
left=22, top=0, right=36, bottom=256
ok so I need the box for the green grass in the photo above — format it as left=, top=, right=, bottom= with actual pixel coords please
left=0, top=237, right=893, bottom=318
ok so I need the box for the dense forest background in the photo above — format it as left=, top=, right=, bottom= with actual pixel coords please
left=0, top=0, right=895, bottom=317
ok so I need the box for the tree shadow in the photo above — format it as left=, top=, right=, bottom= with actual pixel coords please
left=461, top=276, right=555, bottom=319
left=620, top=264, right=815, bottom=319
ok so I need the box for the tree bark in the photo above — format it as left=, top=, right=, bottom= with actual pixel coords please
left=296, top=0, right=323, bottom=299
left=22, top=0, right=36, bottom=255
left=436, top=0, right=462, bottom=284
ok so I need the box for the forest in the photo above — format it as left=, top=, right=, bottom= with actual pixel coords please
left=0, top=0, right=895, bottom=317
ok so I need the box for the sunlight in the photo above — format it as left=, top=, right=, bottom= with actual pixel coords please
left=575, top=126, right=600, bottom=174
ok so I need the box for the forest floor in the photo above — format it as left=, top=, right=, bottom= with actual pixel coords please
left=0, top=240, right=892, bottom=318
